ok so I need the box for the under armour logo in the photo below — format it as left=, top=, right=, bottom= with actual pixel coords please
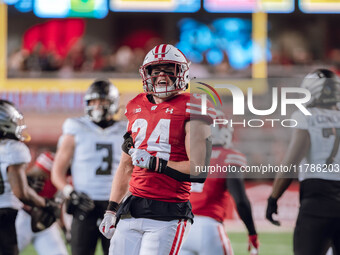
left=136, top=157, right=144, bottom=164
left=165, top=108, right=173, bottom=114
left=135, top=108, right=141, bottom=113
left=151, top=106, right=157, bottom=111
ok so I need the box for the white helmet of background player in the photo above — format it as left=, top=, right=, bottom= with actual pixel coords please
left=84, top=79, right=119, bottom=122
left=139, top=44, right=190, bottom=98
left=0, top=99, right=29, bottom=141
left=300, top=69, right=340, bottom=107
left=211, top=110, right=234, bottom=149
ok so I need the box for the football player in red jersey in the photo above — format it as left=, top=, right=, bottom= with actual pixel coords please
left=99, top=44, right=216, bottom=255
left=15, top=151, right=68, bottom=255
left=181, top=110, right=259, bottom=255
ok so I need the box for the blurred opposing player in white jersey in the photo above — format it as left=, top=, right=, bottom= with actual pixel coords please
left=181, top=110, right=258, bottom=255
left=0, top=100, right=60, bottom=255
left=99, top=44, right=215, bottom=255
left=266, top=69, right=340, bottom=255
left=52, top=80, right=125, bottom=255
left=15, top=151, right=68, bottom=255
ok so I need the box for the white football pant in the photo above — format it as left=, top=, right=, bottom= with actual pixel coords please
left=326, top=248, right=333, bottom=255
left=109, top=217, right=191, bottom=255
left=180, top=216, right=234, bottom=255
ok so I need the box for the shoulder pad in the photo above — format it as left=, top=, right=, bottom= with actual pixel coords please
left=62, top=117, right=84, bottom=135
left=186, top=93, right=216, bottom=124
left=1, top=140, right=31, bottom=165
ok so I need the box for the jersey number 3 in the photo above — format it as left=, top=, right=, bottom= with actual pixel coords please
left=96, top=143, right=113, bottom=175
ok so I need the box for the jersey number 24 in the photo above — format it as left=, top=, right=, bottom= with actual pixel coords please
left=132, top=118, right=171, bottom=160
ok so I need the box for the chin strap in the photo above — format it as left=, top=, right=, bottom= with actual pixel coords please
left=93, top=119, right=115, bottom=129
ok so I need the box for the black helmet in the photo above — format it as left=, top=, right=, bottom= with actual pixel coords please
left=0, top=100, right=28, bottom=141
left=84, top=79, right=119, bottom=122
left=301, top=69, right=340, bottom=107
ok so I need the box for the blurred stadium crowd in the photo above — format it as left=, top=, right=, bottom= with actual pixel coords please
left=6, top=11, right=340, bottom=78
left=7, top=36, right=340, bottom=78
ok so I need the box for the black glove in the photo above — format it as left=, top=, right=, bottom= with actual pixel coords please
left=27, top=176, right=45, bottom=193
left=45, top=198, right=62, bottom=218
left=121, top=132, right=134, bottom=154
left=31, top=207, right=56, bottom=233
left=266, top=196, right=281, bottom=226
left=30, top=198, right=61, bottom=233
left=65, top=191, right=95, bottom=220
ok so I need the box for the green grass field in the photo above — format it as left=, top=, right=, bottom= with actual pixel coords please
left=229, top=232, right=293, bottom=255
left=21, top=232, right=293, bottom=255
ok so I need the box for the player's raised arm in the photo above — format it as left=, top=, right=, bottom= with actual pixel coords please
left=167, top=119, right=211, bottom=175
left=128, top=119, right=212, bottom=183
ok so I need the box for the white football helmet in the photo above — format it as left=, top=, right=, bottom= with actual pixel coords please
left=211, top=110, right=234, bottom=149
left=139, top=44, right=190, bottom=98
left=300, top=69, right=340, bottom=107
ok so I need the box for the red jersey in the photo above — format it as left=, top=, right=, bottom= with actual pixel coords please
left=190, top=146, right=247, bottom=222
left=125, top=93, right=215, bottom=202
left=34, top=152, right=57, bottom=199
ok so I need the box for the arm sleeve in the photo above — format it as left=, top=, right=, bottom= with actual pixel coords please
left=162, top=167, right=206, bottom=183
left=226, top=169, right=256, bottom=235
left=162, top=136, right=211, bottom=183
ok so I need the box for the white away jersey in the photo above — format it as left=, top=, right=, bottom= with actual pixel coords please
left=0, top=139, right=31, bottom=209
left=62, top=117, right=125, bottom=200
left=292, top=108, right=340, bottom=181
